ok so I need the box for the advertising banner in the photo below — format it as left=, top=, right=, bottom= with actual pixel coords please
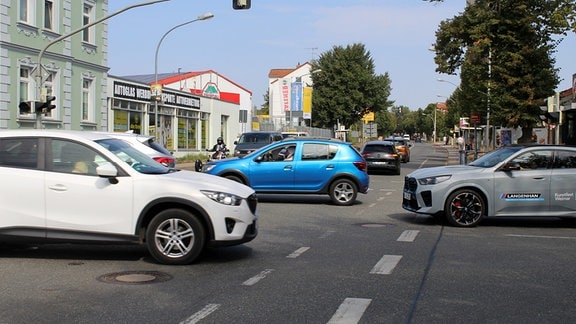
left=291, top=82, right=302, bottom=111
left=303, top=87, right=312, bottom=119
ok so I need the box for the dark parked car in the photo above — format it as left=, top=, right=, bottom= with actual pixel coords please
left=233, top=131, right=283, bottom=157
left=204, top=137, right=370, bottom=206
left=360, top=140, right=401, bottom=175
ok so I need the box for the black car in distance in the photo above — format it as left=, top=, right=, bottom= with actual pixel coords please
left=360, top=140, right=401, bottom=175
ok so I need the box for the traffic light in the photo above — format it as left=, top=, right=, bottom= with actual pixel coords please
left=19, top=96, right=56, bottom=115
left=19, top=101, right=32, bottom=114
left=42, top=96, right=56, bottom=114
left=232, top=0, right=251, bottom=9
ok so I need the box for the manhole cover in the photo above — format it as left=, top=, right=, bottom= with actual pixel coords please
left=97, top=271, right=172, bottom=285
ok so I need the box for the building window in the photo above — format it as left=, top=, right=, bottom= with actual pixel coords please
left=82, top=78, right=94, bottom=121
left=44, top=0, right=54, bottom=30
left=18, top=67, right=33, bottom=116
left=82, top=3, right=94, bottom=43
left=19, top=0, right=29, bottom=22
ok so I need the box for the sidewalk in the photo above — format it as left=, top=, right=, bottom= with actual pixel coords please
left=432, top=144, right=462, bottom=165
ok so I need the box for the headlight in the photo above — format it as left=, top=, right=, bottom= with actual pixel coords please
left=203, top=164, right=216, bottom=172
left=417, top=175, right=451, bottom=185
left=201, top=190, right=242, bottom=206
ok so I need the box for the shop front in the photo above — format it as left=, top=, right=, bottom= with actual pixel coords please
left=109, top=78, right=204, bottom=153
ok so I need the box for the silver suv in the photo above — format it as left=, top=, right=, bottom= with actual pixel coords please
left=0, top=130, right=258, bottom=264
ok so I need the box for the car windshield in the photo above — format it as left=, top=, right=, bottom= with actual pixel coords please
left=96, top=138, right=170, bottom=174
left=238, top=133, right=270, bottom=143
left=468, top=146, right=525, bottom=168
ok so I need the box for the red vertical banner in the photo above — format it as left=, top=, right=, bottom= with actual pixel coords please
left=281, top=79, right=290, bottom=112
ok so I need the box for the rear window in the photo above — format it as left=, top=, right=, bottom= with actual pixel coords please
left=363, top=144, right=395, bottom=154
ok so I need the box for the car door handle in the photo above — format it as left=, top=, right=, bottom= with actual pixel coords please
left=48, top=184, right=68, bottom=192
left=532, top=177, right=546, bottom=180
left=284, top=165, right=293, bottom=170
left=326, top=164, right=335, bottom=169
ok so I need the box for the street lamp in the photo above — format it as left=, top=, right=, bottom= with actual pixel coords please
left=153, top=12, right=214, bottom=144
left=33, top=0, right=170, bottom=128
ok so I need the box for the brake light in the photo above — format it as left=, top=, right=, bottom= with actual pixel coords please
left=353, top=161, right=367, bottom=172
left=154, top=157, right=174, bottom=167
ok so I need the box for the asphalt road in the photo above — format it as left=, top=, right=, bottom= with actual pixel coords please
left=1, top=143, right=575, bottom=324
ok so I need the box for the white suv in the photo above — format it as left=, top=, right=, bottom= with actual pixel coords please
left=0, top=130, right=258, bottom=265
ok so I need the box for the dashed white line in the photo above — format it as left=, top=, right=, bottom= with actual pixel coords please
left=180, top=303, right=220, bottom=324
left=242, top=269, right=274, bottom=286
left=397, top=230, right=420, bottom=242
left=505, top=234, right=576, bottom=240
left=370, top=255, right=402, bottom=275
left=287, top=246, right=310, bottom=258
left=320, top=230, right=336, bottom=239
left=327, top=298, right=372, bottom=324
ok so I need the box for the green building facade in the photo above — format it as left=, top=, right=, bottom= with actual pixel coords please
left=1, top=0, right=109, bottom=130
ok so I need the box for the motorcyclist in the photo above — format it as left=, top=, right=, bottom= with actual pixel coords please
left=210, top=137, right=228, bottom=159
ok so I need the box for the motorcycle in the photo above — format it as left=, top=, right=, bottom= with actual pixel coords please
left=195, top=148, right=228, bottom=172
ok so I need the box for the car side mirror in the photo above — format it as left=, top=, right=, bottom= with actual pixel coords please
left=96, top=162, right=119, bottom=184
left=500, top=161, right=521, bottom=171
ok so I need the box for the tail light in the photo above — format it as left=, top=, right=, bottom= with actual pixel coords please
left=154, top=157, right=175, bottom=167
left=353, top=161, right=367, bottom=172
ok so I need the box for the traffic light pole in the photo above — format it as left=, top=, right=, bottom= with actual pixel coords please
left=33, top=0, right=170, bottom=128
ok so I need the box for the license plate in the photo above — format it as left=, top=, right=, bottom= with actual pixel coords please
left=403, top=191, right=412, bottom=200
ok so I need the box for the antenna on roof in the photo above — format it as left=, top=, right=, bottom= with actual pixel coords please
left=305, top=47, right=318, bottom=60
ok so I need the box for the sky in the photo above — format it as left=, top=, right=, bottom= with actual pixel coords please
left=108, top=0, right=576, bottom=111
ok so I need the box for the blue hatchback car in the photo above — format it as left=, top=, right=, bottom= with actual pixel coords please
left=202, top=137, right=370, bottom=206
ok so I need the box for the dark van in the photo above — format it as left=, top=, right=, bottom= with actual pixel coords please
left=233, top=131, right=283, bottom=157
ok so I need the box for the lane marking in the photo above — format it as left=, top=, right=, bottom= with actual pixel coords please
left=242, top=269, right=274, bottom=286
left=397, top=230, right=420, bottom=242
left=320, top=230, right=336, bottom=239
left=287, top=247, right=310, bottom=258
left=327, top=298, right=372, bottom=324
left=180, top=304, right=220, bottom=324
left=505, top=234, right=576, bottom=240
left=370, top=255, right=402, bottom=275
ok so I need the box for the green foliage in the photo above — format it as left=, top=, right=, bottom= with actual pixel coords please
left=310, top=43, right=393, bottom=130
left=430, top=0, right=576, bottom=133
left=260, top=90, right=270, bottom=115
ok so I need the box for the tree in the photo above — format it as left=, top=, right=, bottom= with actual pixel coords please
left=429, top=0, right=576, bottom=143
left=259, top=90, right=270, bottom=115
left=310, top=43, right=393, bottom=130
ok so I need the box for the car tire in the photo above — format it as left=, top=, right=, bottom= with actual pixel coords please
left=225, top=175, right=244, bottom=184
left=329, top=178, right=357, bottom=206
left=444, top=189, right=485, bottom=227
left=146, top=209, right=205, bottom=265
left=394, top=167, right=401, bottom=175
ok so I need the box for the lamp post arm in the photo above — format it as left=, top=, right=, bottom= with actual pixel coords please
left=35, top=0, right=170, bottom=99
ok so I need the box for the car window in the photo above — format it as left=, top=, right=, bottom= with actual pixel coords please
left=302, top=143, right=337, bottom=160
left=259, top=144, right=296, bottom=162
left=364, top=144, right=395, bottom=154
left=96, top=138, right=169, bottom=174
left=49, top=140, right=106, bottom=176
left=0, top=137, right=38, bottom=169
left=510, top=150, right=552, bottom=170
left=553, top=150, right=576, bottom=168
